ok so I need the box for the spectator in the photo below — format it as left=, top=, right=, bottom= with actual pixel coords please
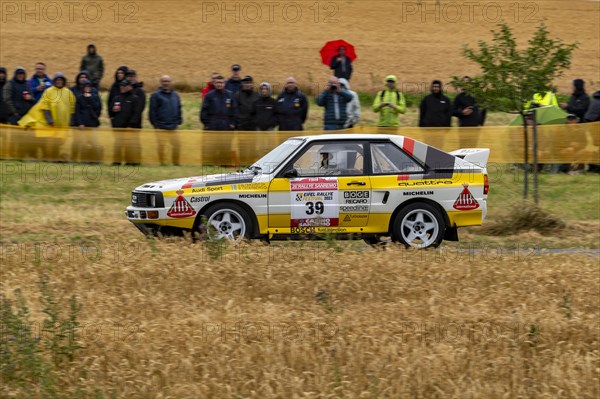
left=200, top=75, right=238, bottom=130
left=329, top=46, right=353, bottom=81
left=584, top=90, right=600, bottom=122
left=111, top=79, right=144, bottom=165
left=252, top=82, right=278, bottom=131
left=79, top=43, right=104, bottom=89
left=74, top=80, right=102, bottom=128
left=453, top=76, right=483, bottom=127
left=0, top=67, right=9, bottom=159
left=28, top=62, right=52, bottom=103
left=125, top=70, right=146, bottom=128
left=372, top=75, right=406, bottom=127
left=419, top=80, right=452, bottom=127
left=276, top=77, right=308, bottom=131
left=525, top=90, right=559, bottom=109
left=150, top=75, right=182, bottom=165
left=71, top=70, right=98, bottom=97
left=3, top=67, right=35, bottom=125
left=316, top=76, right=353, bottom=130
left=72, top=79, right=102, bottom=162
left=225, top=64, right=243, bottom=94
left=108, top=66, right=129, bottom=127
left=234, top=76, right=260, bottom=131
left=0, top=67, right=8, bottom=124
left=560, top=79, right=590, bottom=122
left=19, top=73, right=76, bottom=160
left=111, top=80, right=144, bottom=128
left=202, top=72, right=220, bottom=99
left=338, top=78, right=360, bottom=128
left=584, top=90, right=600, bottom=173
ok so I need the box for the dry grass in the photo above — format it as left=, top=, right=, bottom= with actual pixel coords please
left=0, top=1, right=598, bottom=95
left=2, top=239, right=600, bottom=398
left=1, top=240, right=599, bottom=398
left=0, top=161, right=599, bottom=397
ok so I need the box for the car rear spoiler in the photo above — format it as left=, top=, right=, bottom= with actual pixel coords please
left=449, top=148, right=490, bottom=168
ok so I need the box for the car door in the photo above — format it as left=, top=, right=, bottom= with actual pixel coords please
left=268, top=140, right=371, bottom=231
left=367, top=140, right=427, bottom=225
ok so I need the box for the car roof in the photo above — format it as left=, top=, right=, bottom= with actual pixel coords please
left=292, top=134, right=404, bottom=141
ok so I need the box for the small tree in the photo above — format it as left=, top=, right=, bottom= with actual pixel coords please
left=451, top=21, right=578, bottom=114
left=451, top=22, right=577, bottom=202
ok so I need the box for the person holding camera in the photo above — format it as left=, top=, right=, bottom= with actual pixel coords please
left=316, top=76, right=353, bottom=130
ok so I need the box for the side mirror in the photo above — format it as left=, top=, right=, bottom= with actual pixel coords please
left=283, top=168, right=298, bottom=178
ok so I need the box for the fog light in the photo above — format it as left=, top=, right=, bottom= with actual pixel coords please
left=147, top=211, right=159, bottom=219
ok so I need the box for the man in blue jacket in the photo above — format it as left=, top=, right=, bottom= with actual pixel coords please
left=200, top=75, right=238, bottom=131
left=276, top=77, right=309, bottom=131
left=316, top=76, right=352, bottom=130
left=28, top=62, right=52, bottom=103
left=150, top=75, right=183, bottom=165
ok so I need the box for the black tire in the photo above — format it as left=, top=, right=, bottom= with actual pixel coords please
left=391, top=202, right=446, bottom=249
left=203, top=203, right=253, bottom=242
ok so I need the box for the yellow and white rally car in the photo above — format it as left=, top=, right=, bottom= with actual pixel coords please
left=126, top=134, right=489, bottom=248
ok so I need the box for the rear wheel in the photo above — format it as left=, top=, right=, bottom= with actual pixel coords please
left=204, top=203, right=252, bottom=242
left=392, top=203, right=445, bottom=249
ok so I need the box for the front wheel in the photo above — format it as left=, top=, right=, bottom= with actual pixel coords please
left=204, top=203, right=253, bottom=242
left=391, top=203, right=446, bottom=249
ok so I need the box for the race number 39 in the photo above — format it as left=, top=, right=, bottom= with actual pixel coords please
left=290, top=178, right=339, bottom=227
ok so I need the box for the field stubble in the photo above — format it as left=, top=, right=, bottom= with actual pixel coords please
left=0, top=161, right=599, bottom=397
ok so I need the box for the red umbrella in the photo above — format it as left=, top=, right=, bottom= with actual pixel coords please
left=320, top=40, right=357, bottom=66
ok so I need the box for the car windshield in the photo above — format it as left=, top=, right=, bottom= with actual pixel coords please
left=245, top=138, right=305, bottom=175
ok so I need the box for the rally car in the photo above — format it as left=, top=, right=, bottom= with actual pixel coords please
left=125, top=134, right=489, bottom=248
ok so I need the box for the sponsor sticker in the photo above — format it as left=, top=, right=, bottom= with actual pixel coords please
left=167, top=190, right=197, bottom=218
left=239, top=194, right=267, bottom=199
left=403, top=191, right=434, bottom=196
left=290, top=178, right=339, bottom=227
left=453, top=183, right=480, bottom=210
left=190, top=196, right=210, bottom=203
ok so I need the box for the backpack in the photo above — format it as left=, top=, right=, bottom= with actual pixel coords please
left=380, top=90, right=403, bottom=105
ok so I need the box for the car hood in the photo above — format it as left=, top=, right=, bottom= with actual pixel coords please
left=134, top=172, right=258, bottom=192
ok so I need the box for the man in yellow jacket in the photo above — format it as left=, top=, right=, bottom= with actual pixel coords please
left=372, top=75, right=406, bottom=127
left=19, top=73, right=75, bottom=160
left=524, top=91, right=559, bottom=110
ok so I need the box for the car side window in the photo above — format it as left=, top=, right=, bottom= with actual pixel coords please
left=370, top=142, right=424, bottom=174
left=292, top=142, right=365, bottom=177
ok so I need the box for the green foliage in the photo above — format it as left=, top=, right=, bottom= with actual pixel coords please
left=1, top=275, right=86, bottom=398
left=451, top=22, right=578, bottom=113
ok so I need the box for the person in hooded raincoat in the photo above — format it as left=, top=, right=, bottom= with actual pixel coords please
left=19, top=73, right=75, bottom=160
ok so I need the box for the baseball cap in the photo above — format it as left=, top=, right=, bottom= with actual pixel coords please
left=120, top=79, right=132, bottom=87
left=241, top=75, right=253, bottom=82
left=385, top=75, right=397, bottom=83
left=231, top=64, right=241, bottom=71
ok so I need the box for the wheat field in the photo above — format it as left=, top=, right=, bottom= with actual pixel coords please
left=0, top=1, right=599, bottom=94
left=1, top=162, right=599, bottom=397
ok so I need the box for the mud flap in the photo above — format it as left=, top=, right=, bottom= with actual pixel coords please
left=444, top=226, right=459, bottom=241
